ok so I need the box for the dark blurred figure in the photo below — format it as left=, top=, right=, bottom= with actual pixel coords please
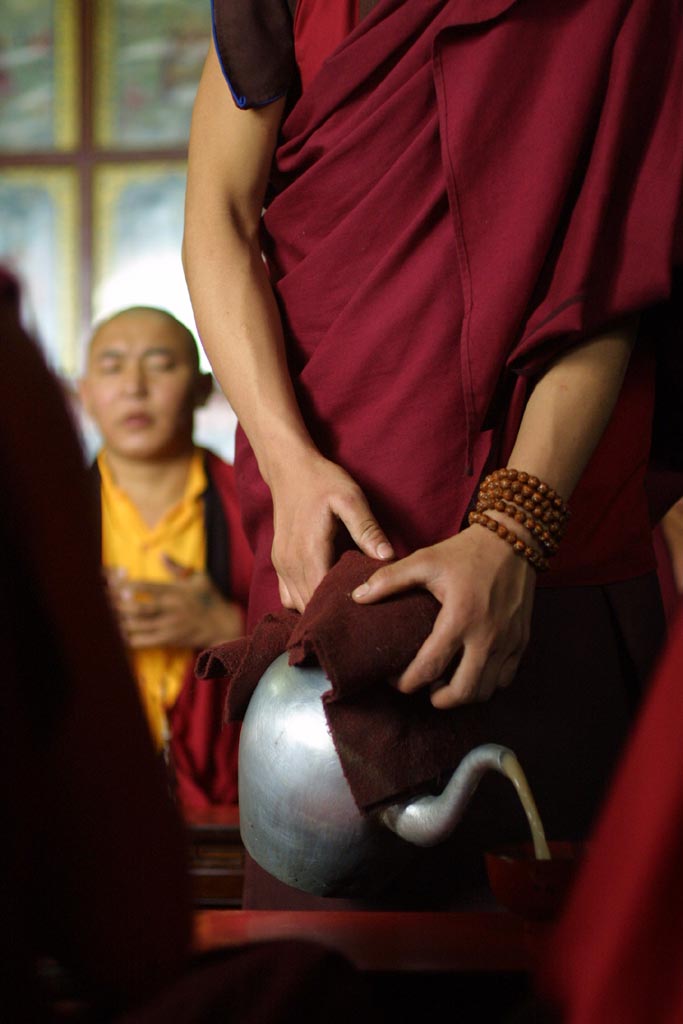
left=654, top=502, right=683, bottom=624
left=537, top=605, right=683, bottom=1023
left=0, top=268, right=375, bottom=1023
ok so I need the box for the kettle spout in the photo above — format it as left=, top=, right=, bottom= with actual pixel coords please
left=379, top=743, right=515, bottom=847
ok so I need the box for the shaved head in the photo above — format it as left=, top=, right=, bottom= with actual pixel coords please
left=80, top=305, right=212, bottom=462
left=87, top=307, right=200, bottom=374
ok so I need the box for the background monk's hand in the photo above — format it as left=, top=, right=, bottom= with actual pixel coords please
left=352, top=526, right=536, bottom=707
left=105, top=557, right=244, bottom=650
left=268, top=451, right=394, bottom=612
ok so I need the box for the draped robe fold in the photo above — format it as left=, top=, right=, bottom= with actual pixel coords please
left=232, top=0, right=683, bottom=623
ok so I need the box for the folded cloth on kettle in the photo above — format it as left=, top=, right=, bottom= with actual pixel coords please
left=196, top=550, right=529, bottom=811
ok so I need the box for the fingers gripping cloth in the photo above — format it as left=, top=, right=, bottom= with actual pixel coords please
left=195, top=551, right=531, bottom=811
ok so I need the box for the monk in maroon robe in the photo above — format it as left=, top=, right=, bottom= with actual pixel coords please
left=183, top=0, right=683, bottom=907
left=0, top=267, right=376, bottom=1018
left=539, top=605, right=683, bottom=1023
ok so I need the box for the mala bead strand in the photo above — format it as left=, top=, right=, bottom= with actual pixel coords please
left=480, top=468, right=570, bottom=522
left=470, top=468, right=570, bottom=571
left=474, top=496, right=561, bottom=555
left=468, top=510, right=550, bottom=573
left=479, top=479, right=566, bottom=520
left=478, top=488, right=568, bottom=538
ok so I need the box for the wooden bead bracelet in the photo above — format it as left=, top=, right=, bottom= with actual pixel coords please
left=469, top=468, right=570, bottom=571
left=474, top=497, right=561, bottom=555
left=480, top=468, right=570, bottom=522
left=478, top=483, right=567, bottom=530
left=468, top=510, right=550, bottom=572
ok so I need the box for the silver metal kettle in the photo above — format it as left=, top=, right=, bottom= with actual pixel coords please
left=238, top=653, right=519, bottom=897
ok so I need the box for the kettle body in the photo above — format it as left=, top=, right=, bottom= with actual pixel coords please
left=238, top=654, right=517, bottom=896
left=238, top=654, right=415, bottom=896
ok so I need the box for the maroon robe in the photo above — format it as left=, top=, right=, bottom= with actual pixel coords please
left=539, top=606, right=683, bottom=1023
left=0, top=271, right=191, bottom=1016
left=225, top=0, right=682, bottom=623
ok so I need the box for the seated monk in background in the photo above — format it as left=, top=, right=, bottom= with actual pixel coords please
left=79, top=306, right=253, bottom=810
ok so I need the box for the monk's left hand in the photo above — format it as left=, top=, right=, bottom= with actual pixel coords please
left=352, top=526, right=536, bottom=708
left=106, top=556, right=244, bottom=650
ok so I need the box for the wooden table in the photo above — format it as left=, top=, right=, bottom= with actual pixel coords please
left=185, top=807, right=554, bottom=1018
left=194, top=909, right=550, bottom=973
left=194, top=909, right=551, bottom=1020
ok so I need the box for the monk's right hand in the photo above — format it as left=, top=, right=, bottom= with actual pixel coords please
left=268, top=451, right=394, bottom=612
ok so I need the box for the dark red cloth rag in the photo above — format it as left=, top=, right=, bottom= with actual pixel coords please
left=196, top=608, right=299, bottom=720
left=196, top=550, right=539, bottom=811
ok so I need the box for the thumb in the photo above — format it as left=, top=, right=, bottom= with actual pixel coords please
left=161, top=553, right=195, bottom=579
left=333, top=493, right=394, bottom=562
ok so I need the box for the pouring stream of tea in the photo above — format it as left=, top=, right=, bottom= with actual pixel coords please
left=500, top=751, right=551, bottom=860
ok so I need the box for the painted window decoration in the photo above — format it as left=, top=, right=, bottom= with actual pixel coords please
left=95, top=0, right=210, bottom=148
left=0, top=0, right=78, bottom=153
left=92, top=161, right=192, bottom=325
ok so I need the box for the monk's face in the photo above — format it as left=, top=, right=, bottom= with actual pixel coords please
left=79, top=309, right=209, bottom=461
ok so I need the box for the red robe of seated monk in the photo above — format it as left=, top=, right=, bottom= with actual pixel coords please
left=90, top=450, right=253, bottom=810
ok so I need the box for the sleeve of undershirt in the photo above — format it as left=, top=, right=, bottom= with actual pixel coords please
left=211, top=0, right=297, bottom=109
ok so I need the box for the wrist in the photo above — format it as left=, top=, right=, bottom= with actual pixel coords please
left=468, top=510, right=548, bottom=573
left=256, top=430, right=320, bottom=490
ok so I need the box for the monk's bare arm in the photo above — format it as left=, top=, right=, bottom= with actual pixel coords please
left=354, top=322, right=636, bottom=708
left=506, top=323, right=636, bottom=499
left=183, top=47, right=303, bottom=475
left=183, top=45, right=392, bottom=608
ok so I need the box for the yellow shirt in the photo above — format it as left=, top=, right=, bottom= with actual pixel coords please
left=99, top=450, right=207, bottom=749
